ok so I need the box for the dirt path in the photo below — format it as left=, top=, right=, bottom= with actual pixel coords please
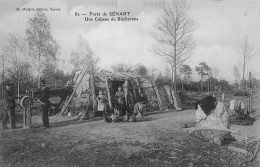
left=0, top=108, right=259, bottom=167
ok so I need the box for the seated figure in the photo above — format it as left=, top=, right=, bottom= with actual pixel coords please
left=131, top=92, right=147, bottom=121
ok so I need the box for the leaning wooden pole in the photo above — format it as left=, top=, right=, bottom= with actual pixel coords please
left=59, top=69, right=88, bottom=115
left=129, top=78, right=137, bottom=101
left=150, top=79, right=164, bottom=110
left=222, top=93, right=225, bottom=103
left=90, top=66, right=96, bottom=112
left=124, top=80, right=128, bottom=105
left=248, top=72, right=252, bottom=114
left=135, top=77, right=141, bottom=94
left=170, top=88, right=181, bottom=110
left=105, top=77, right=112, bottom=109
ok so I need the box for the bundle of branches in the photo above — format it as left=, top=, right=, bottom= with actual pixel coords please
left=236, top=139, right=260, bottom=167
left=177, top=91, right=197, bottom=109
left=68, top=95, right=91, bottom=116
left=144, top=87, right=159, bottom=111
left=191, top=129, right=235, bottom=145
left=49, top=86, right=73, bottom=100
left=229, top=108, right=255, bottom=126
left=233, top=91, right=250, bottom=97
left=158, top=88, right=173, bottom=109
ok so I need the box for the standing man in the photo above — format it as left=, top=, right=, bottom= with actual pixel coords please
left=38, top=79, right=50, bottom=128
left=2, top=82, right=17, bottom=129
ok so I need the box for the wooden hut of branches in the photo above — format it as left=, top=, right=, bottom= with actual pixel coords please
left=59, top=69, right=180, bottom=116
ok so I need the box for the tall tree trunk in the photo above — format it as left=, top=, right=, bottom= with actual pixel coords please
left=242, top=53, right=246, bottom=90
left=18, top=78, right=20, bottom=97
left=200, top=75, right=203, bottom=92
left=28, top=72, right=30, bottom=88
left=208, top=79, right=210, bottom=92
left=209, top=80, right=211, bottom=92
left=174, top=52, right=177, bottom=91
left=90, top=66, right=96, bottom=111
left=211, top=80, right=213, bottom=92
left=1, top=56, right=5, bottom=99
left=171, top=64, right=174, bottom=90
left=174, top=64, right=177, bottom=91
left=174, top=29, right=177, bottom=92
left=38, top=53, right=41, bottom=88
left=17, top=70, right=20, bottom=97
left=181, top=79, right=183, bottom=91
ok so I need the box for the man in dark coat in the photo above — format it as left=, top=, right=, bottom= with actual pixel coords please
left=38, top=79, right=50, bottom=128
left=137, top=92, right=147, bottom=104
left=2, top=82, right=17, bottom=129
left=133, top=92, right=148, bottom=116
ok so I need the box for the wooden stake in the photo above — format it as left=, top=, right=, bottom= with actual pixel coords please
left=129, top=78, right=137, bottom=101
left=105, top=77, right=112, bottom=110
left=222, top=93, right=225, bottom=103
left=163, top=85, right=173, bottom=104
left=90, top=67, right=96, bottom=112
left=171, top=88, right=181, bottom=110
left=27, top=91, right=32, bottom=129
left=22, top=92, right=32, bottom=129
left=23, top=106, right=26, bottom=129
left=249, top=72, right=252, bottom=114
left=135, top=77, right=141, bottom=94
left=123, top=80, right=128, bottom=105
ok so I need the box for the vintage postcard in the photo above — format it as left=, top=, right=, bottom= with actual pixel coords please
left=0, top=0, right=260, bottom=166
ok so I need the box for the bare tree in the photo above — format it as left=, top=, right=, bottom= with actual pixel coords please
left=70, top=37, right=99, bottom=111
left=111, top=63, right=133, bottom=73
left=26, top=12, right=59, bottom=87
left=3, top=34, right=32, bottom=96
left=207, top=70, right=212, bottom=92
left=150, top=66, right=158, bottom=81
left=164, top=64, right=171, bottom=78
left=179, top=64, right=192, bottom=91
left=7, top=62, right=31, bottom=91
left=209, top=66, right=219, bottom=92
left=0, top=49, right=8, bottom=99
left=239, top=36, right=254, bottom=82
left=152, top=0, right=195, bottom=91
left=70, top=37, right=99, bottom=72
left=233, top=65, right=241, bottom=90
left=211, top=66, right=219, bottom=80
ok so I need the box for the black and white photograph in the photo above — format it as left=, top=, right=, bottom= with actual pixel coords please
left=0, top=0, right=260, bottom=166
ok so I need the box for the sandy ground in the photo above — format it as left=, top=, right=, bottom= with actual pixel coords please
left=231, top=93, right=260, bottom=164
left=0, top=93, right=259, bottom=167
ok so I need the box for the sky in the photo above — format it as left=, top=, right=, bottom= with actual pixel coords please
left=0, top=0, right=259, bottom=83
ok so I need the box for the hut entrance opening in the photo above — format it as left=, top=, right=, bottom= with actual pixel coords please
left=111, top=81, right=125, bottom=98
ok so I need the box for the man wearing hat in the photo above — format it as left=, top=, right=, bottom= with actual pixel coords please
left=38, top=79, right=50, bottom=128
left=131, top=91, right=148, bottom=121
left=2, top=82, right=17, bottom=129
left=137, top=91, right=147, bottom=104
